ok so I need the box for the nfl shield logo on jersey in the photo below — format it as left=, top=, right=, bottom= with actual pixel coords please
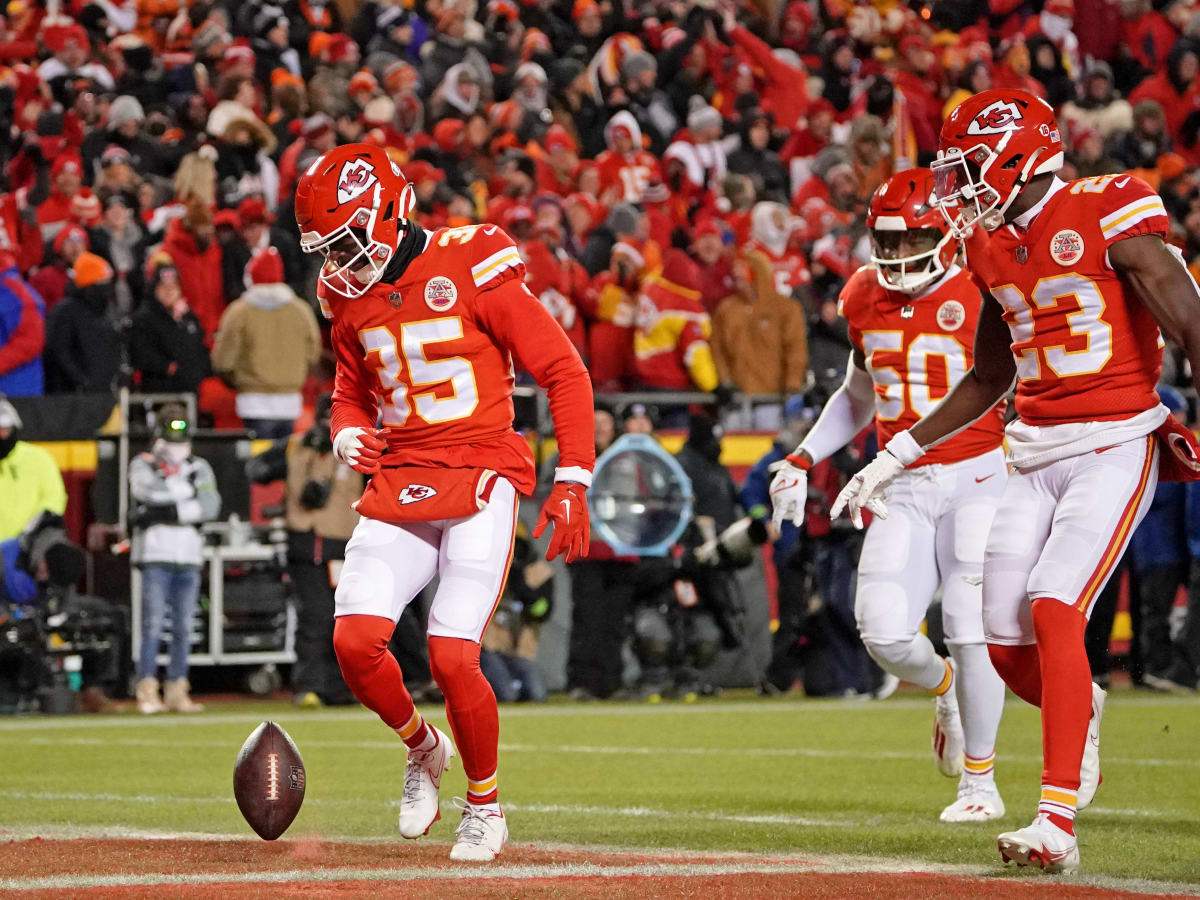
left=425, top=276, right=458, bottom=312
left=388, top=291, right=403, bottom=308
left=937, top=300, right=966, bottom=331
left=1051, top=229, right=1084, bottom=266
left=1015, top=246, right=1028, bottom=264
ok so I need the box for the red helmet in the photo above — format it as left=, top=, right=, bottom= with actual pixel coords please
left=931, top=90, right=1063, bottom=235
left=294, top=144, right=415, bottom=298
left=866, top=168, right=957, bottom=295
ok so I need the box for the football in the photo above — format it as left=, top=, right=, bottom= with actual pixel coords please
left=233, top=721, right=306, bottom=840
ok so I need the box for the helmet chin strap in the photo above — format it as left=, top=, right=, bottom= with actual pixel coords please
left=987, top=141, right=1045, bottom=229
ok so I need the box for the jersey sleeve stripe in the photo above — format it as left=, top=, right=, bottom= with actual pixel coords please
left=1099, top=198, right=1168, bottom=239
left=472, top=248, right=524, bottom=286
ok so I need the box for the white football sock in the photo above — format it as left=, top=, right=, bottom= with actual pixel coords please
left=949, top=641, right=1006, bottom=772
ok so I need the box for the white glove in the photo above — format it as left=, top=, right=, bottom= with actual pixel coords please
left=768, top=459, right=809, bottom=529
left=829, top=450, right=905, bottom=529
left=332, top=426, right=386, bottom=474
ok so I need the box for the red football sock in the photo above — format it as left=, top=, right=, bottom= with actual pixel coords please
left=987, top=642, right=1043, bottom=707
left=333, top=615, right=432, bottom=750
left=429, top=636, right=500, bottom=805
left=1032, top=597, right=1091, bottom=826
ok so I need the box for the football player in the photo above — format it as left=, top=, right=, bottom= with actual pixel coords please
left=770, top=169, right=1009, bottom=822
left=295, top=145, right=595, bottom=861
left=832, top=91, right=1200, bottom=872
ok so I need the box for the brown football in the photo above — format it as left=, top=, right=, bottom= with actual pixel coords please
left=233, top=721, right=306, bottom=840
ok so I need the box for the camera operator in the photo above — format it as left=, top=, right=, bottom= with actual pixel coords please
left=247, top=394, right=361, bottom=707
left=1, top=512, right=119, bottom=712
left=479, top=522, right=553, bottom=703
left=129, top=407, right=220, bottom=714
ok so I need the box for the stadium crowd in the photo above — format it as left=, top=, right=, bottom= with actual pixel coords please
left=2, top=0, right=1200, bottom=701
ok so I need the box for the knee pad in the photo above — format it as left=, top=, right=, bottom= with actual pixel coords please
left=855, top=580, right=914, bottom=645
left=861, top=636, right=917, bottom=670
left=332, top=615, right=393, bottom=684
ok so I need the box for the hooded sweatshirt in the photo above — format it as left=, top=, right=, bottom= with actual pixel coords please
left=711, top=250, right=808, bottom=395
left=595, top=111, right=662, bottom=203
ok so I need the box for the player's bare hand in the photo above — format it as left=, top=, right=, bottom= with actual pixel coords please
left=768, top=458, right=808, bottom=530
left=332, top=427, right=387, bottom=475
left=533, top=481, right=590, bottom=563
left=829, top=451, right=904, bottom=529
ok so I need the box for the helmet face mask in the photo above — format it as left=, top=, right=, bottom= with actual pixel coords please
left=870, top=226, right=951, bottom=293
left=866, top=167, right=958, bottom=296
left=295, top=146, right=416, bottom=299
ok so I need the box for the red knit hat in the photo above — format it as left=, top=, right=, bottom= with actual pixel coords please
left=245, top=246, right=284, bottom=286
left=51, top=152, right=83, bottom=178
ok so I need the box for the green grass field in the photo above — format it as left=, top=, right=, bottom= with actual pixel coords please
left=1, top=690, right=1198, bottom=890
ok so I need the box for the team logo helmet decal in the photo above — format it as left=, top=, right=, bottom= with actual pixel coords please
left=966, top=100, right=1024, bottom=136
left=337, top=160, right=378, bottom=205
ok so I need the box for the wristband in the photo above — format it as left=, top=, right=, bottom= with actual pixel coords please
left=884, top=430, right=925, bottom=467
left=784, top=452, right=813, bottom=471
left=554, top=465, right=593, bottom=487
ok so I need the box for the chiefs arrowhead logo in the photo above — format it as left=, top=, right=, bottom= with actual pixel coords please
left=966, top=100, right=1024, bottom=136
left=337, top=160, right=377, bottom=205
left=398, top=484, right=438, bottom=504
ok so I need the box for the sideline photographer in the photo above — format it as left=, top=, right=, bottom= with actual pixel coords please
left=247, top=394, right=362, bottom=707
left=480, top=522, right=553, bottom=703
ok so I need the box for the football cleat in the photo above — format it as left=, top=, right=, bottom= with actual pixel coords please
left=932, top=661, right=964, bottom=777
left=449, top=797, right=508, bottom=861
left=397, top=725, right=455, bottom=839
left=940, top=781, right=1005, bottom=823
left=997, top=813, right=1080, bottom=873
left=1077, top=681, right=1106, bottom=810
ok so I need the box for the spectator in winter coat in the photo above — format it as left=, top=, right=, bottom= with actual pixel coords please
left=0, top=254, right=45, bottom=396
left=633, top=249, right=718, bottom=392
left=79, top=95, right=158, bottom=183
left=129, top=256, right=212, bottom=395
left=42, top=253, right=122, bottom=394
left=548, top=58, right=606, bottom=159
left=1061, top=60, right=1134, bottom=143
left=746, top=201, right=811, bottom=301
left=211, top=247, right=320, bottom=438
left=663, top=104, right=727, bottom=217
left=1108, top=99, right=1172, bottom=171
left=219, top=197, right=304, bottom=307
left=1128, top=40, right=1200, bottom=144
left=36, top=154, right=92, bottom=242
left=89, top=194, right=146, bottom=314
left=691, top=219, right=734, bottom=315
left=720, top=5, right=809, bottom=131
left=711, top=250, right=808, bottom=397
left=28, top=225, right=88, bottom=314
left=726, top=109, right=789, bottom=204
left=162, top=203, right=225, bottom=340
left=616, top=51, right=677, bottom=154
left=535, top=125, right=580, bottom=197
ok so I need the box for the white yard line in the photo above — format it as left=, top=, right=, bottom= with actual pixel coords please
left=0, top=691, right=1196, bottom=732
left=4, top=733, right=1198, bottom=770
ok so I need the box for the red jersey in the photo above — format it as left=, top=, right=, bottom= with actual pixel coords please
left=839, top=264, right=1005, bottom=466
left=746, top=239, right=811, bottom=297
left=595, top=150, right=662, bottom=203
left=964, top=175, right=1168, bottom=427
left=325, top=224, right=594, bottom=494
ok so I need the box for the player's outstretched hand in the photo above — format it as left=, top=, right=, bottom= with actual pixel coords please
left=768, top=458, right=808, bottom=530
left=533, top=482, right=590, bottom=563
left=332, top=427, right=387, bottom=475
left=830, top=450, right=904, bottom=529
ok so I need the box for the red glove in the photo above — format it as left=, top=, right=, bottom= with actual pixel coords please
left=533, top=481, right=590, bottom=563
left=332, top=426, right=387, bottom=475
